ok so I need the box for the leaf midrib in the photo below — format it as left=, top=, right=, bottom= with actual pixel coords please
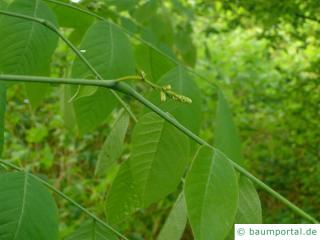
left=18, top=0, right=39, bottom=74
left=199, top=150, right=217, bottom=240
left=12, top=173, right=29, bottom=240
left=140, top=117, right=165, bottom=204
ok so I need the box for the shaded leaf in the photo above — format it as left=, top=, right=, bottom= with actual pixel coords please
left=65, top=220, right=117, bottom=240
left=95, top=111, right=130, bottom=176
left=215, top=90, right=262, bottom=239
left=73, top=88, right=117, bottom=133
left=48, top=0, right=93, bottom=30
left=70, top=86, right=98, bottom=102
left=0, top=83, right=5, bottom=157
left=72, top=21, right=135, bottom=79
left=0, top=172, right=59, bottom=240
left=71, top=21, right=135, bottom=133
left=106, top=161, right=141, bottom=224
left=130, top=112, right=190, bottom=206
left=215, top=90, right=244, bottom=165
left=149, top=66, right=202, bottom=134
left=175, top=27, right=197, bottom=67
left=0, top=0, right=58, bottom=107
left=184, top=146, right=238, bottom=240
left=157, top=193, right=187, bottom=240
left=60, top=85, right=76, bottom=131
left=106, top=112, right=190, bottom=223
left=226, top=177, right=262, bottom=240
left=235, top=176, right=262, bottom=224
left=135, top=44, right=175, bottom=83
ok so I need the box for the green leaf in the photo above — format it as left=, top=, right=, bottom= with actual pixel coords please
left=157, top=193, right=187, bottom=240
left=140, top=13, right=174, bottom=48
left=72, top=21, right=135, bottom=79
left=135, top=44, right=175, bottom=83
left=71, top=21, right=135, bottom=133
left=235, top=176, right=262, bottom=223
left=47, top=0, right=94, bottom=45
left=106, top=161, right=141, bottom=224
left=226, top=177, right=262, bottom=240
left=106, top=112, right=190, bottom=223
left=0, top=172, right=59, bottom=240
left=0, top=83, right=5, bottom=157
left=60, top=85, right=76, bottom=131
left=215, top=90, right=244, bottom=166
left=0, top=0, right=8, bottom=9
left=95, top=111, right=130, bottom=176
left=184, top=146, right=238, bottom=240
left=48, top=0, right=93, bottom=30
left=65, top=220, right=117, bottom=240
left=130, top=112, right=190, bottom=206
left=69, top=86, right=98, bottom=102
left=131, top=0, right=158, bottom=24
left=73, top=88, right=117, bottom=133
left=149, top=66, right=202, bottom=134
left=0, top=0, right=58, bottom=107
left=215, top=90, right=262, bottom=237
left=175, top=28, right=197, bottom=67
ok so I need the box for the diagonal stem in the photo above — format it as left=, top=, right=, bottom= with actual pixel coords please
left=0, top=9, right=137, bottom=123
left=0, top=159, right=129, bottom=240
left=0, top=74, right=318, bottom=224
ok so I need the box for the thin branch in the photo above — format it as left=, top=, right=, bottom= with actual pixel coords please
left=0, top=74, right=318, bottom=224
left=0, top=159, right=129, bottom=240
left=0, top=9, right=138, bottom=123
